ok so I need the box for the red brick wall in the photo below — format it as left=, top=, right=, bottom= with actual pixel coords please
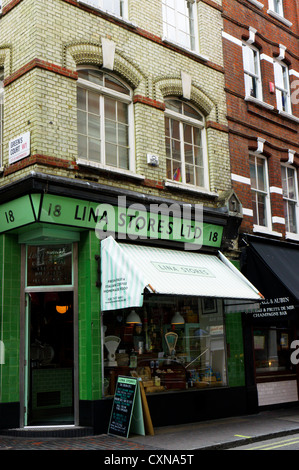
left=222, top=0, right=299, bottom=238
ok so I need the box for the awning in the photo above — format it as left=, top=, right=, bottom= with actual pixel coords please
left=101, top=236, right=263, bottom=311
left=248, top=240, right=299, bottom=302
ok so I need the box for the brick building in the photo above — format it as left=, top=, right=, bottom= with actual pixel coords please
left=0, top=0, right=262, bottom=434
left=222, top=0, right=299, bottom=410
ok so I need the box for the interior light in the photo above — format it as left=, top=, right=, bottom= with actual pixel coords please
left=56, top=305, right=69, bottom=314
left=126, top=310, right=142, bottom=324
left=171, top=311, right=185, bottom=325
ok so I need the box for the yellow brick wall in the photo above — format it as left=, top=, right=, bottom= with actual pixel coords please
left=0, top=0, right=231, bottom=206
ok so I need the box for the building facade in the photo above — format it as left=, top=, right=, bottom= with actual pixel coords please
left=222, top=0, right=299, bottom=409
left=0, top=0, right=262, bottom=434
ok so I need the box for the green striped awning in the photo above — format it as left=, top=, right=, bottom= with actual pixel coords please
left=100, top=236, right=263, bottom=311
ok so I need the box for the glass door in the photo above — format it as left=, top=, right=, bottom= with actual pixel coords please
left=26, top=291, right=74, bottom=426
left=23, top=243, right=77, bottom=427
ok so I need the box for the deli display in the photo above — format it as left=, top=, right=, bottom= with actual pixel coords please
left=102, top=296, right=227, bottom=396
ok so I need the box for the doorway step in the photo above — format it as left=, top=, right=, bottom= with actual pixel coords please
left=0, top=426, right=94, bottom=437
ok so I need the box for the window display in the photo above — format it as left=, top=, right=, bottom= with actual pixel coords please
left=254, top=327, right=295, bottom=374
left=102, top=296, right=227, bottom=396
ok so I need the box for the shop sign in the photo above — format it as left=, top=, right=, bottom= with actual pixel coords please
left=39, top=194, right=223, bottom=249
left=0, top=195, right=36, bottom=232
left=8, top=131, right=30, bottom=164
left=0, top=193, right=224, bottom=249
left=251, top=296, right=296, bottom=319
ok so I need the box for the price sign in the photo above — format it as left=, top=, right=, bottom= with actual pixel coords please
left=108, top=376, right=144, bottom=438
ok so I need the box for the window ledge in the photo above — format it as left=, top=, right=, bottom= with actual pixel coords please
left=161, top=37, right=209, bottom=62
left=76, top=158, right=145, bottom=181
left=77, top=1, right=137, bottom=28
left=164, top=179, right=218, bottom=197
left=285, top=232, right=299, bottom=242
left=278, top=110, right=299, bottom=123
left=253, top=224, right=282, bottom=237
left=267, top=9, right=292, bottom=27
left=245, top=95, right=274, bottom=110
left=247, top=0, right=264, bottom=9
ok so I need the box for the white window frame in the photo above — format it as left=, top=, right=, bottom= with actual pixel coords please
left=272, top=0, right=284, bottom=16
left=267, top=0, right=292, bottom=26
left=78, top=0, right=128, bottom=20
left=77, top=67, right=135, bottom=173
left=164, top=99, right=209, bottom=189
left=249, top=154, right=271, bottom=230
left=281, top=164, right=299, bottom=235
left=273, top=59, right=292, bottom=114
left=242, top=43, right=263, bottom=101
left=162, top=0, right=199, bottom=53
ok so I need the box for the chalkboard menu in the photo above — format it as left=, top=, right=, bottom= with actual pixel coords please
left=108, top=376, right=139, bottom=438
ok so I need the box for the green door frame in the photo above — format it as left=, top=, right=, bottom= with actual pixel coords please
left=19, top=243, right=79, bottom=428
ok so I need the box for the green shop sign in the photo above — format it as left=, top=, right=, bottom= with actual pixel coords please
left=0, top=194, right=223, bottom=248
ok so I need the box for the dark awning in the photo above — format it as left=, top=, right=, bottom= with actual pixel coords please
left=248, top=240, right=299, bottom=302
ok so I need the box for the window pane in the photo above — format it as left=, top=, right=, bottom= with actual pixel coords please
left=78, top=135, right=87, bottom=158
left=288, top=201, right=297, bottom=233
left=257, top=193, right=266, bottom=226
left=249, top=157, right=257, bottom=189
left=256, top=158, right=265, bottom=191
left=88, top=137, right=101, bottom=161
left=104, top=75, right=130, bottom=95
left=88, top=113, right=101, bottom=138
left=173, top=164, right=182, bottom=181
left=77, top=88, right=86, bottom=111
left=117, top=101, right=128, bottom=124
left=287, top=168, right=295, bottom=199
left=184, top=143, right=193, bottom=164
left=77, top=110, right=87, bottom=135
left=119, top=146, right=129, bottom=170
left=195, top=166, right=205, bottom=187
left=105, top=120, right=117, bottom=144
left=118, top=123, right=128, bottom=147
left=194, top=146, right=203, bottom=167
left=106, top=142, right=117, bottom=167
left=104, top=97, right=116, bottom=120
left=254, top=328, right=294, bottom=375
left=166, top=158, right=172, bottom=179
left=185, top=164, right=194, bottom=184
left=184, top=124, right=192, bottom=144
left=88, top=91, right=100, bottom=115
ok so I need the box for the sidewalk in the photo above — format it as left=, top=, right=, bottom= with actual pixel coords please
left=1, top=406, right=299, bottom=450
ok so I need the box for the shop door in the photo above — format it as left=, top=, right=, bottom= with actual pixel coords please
left=25, top=291, right=74, bottom=426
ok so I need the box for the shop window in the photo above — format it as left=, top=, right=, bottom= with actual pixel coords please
left=249, top=154, right=271, bottom=228
left=165, top=98, right=208, bottom=188
left=0, top=68, right=3, bottom=167
left=162, top=0, right=198, bottom=52
left=77, top=68, right=133, bottom=171
left=79, top=0, right=128, bottom=19
left=274, top=60, right=291, bottom=114
left=254, top=327, right=295, bottom=376
left=102, top=296, right=227, bottom=396
left=242, top=43, right=262, bottom=100
left=281, top=165, right=298, bottom=234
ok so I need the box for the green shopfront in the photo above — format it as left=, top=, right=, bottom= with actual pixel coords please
left=0, top=173, right=262, bottom=433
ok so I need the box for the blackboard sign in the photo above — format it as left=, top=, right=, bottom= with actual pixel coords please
left=108, top=376, right=144, bottom=438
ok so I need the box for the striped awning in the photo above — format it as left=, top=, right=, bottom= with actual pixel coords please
left=100, top=236, right=263, bottom=311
